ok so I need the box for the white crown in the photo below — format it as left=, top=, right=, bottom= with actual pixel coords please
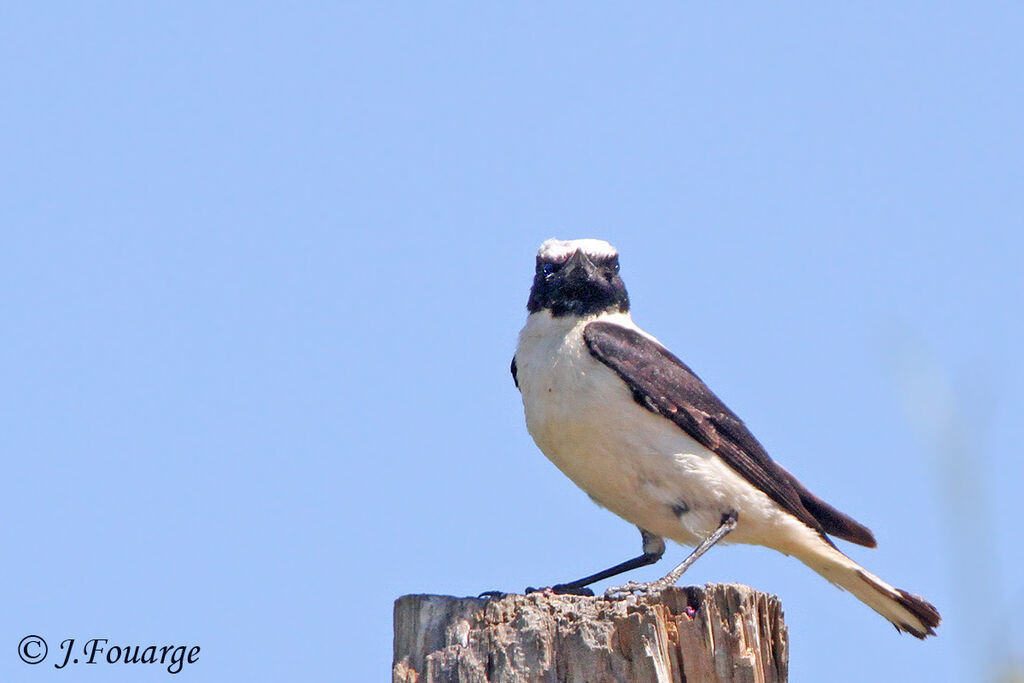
left=537, top=238, right=618, bottom=261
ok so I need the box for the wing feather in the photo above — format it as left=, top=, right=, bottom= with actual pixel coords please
left=583, top=321, right=876, bottom=548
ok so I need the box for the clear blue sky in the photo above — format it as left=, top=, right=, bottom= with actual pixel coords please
left=2, top=4, right=1022, bottom=682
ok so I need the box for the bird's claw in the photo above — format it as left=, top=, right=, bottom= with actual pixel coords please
left=604, top=580, right=662, bottom=600
left=524, top=584, right=595, bottom=596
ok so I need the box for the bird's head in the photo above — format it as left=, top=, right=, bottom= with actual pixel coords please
left=527, top=238, right=630, bottom=317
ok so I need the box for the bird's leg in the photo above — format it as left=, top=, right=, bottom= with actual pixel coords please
left=526, top=528, right=666, bottom=596
left=604, top=511, right=738, bottom=600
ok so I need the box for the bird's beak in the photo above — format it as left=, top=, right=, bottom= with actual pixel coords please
left=560, top=249, right=598, bottom=280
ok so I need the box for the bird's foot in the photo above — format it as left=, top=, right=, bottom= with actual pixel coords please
left=603, top=579, right=670, bottom=600
left=478, top=590, right=508, bottom=599
left=525, top=584, right=595, bottom=597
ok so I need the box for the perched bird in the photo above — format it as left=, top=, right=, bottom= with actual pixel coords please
left=512, top=237, right=940, bottom=638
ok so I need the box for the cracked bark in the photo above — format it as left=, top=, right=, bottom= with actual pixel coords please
left=393, top=583, right=788, bottom=683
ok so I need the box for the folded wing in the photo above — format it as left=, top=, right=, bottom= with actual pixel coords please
left=583, top=321, right=876, bottom=548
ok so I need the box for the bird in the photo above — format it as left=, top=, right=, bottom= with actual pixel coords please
left=511, top=237, right=940, bottom=638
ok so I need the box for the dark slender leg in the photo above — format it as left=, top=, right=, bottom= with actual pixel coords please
left=605, top=511, right=738, bottom=599
left=551, top=552, right=660, bottom=594
left=527, top=528, right=666, bottom=596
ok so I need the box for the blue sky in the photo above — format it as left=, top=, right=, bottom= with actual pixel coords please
left=2, top=4, right=1021, bottom=682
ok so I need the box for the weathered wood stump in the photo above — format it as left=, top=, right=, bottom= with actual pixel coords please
left=393, top=583, right=788, bottom=683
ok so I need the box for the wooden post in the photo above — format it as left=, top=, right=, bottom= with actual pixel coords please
left=393, top=583, right=788, bottom=683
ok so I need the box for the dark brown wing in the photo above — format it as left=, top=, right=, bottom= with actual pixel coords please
left=583, top=321, right=876, bottom=548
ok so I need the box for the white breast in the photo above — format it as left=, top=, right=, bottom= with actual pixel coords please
left=515, top=311, right=792, bottom=549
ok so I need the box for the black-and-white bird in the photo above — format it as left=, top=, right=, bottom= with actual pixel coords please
left=512, top=238, right=940, bottom=638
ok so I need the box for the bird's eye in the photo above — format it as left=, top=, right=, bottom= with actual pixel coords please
left=541, top=263, right=557, bottom=277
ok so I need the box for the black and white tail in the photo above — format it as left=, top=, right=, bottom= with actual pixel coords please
left=795, top=539, right=940, bottom=638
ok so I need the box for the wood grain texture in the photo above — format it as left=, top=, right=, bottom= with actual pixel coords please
left=394, top=583, right=788, bottom=683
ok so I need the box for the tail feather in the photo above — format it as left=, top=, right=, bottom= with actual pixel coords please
left=857, top=571, right=941, bottom=638
left=796, top=541, right=940, bottom=638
